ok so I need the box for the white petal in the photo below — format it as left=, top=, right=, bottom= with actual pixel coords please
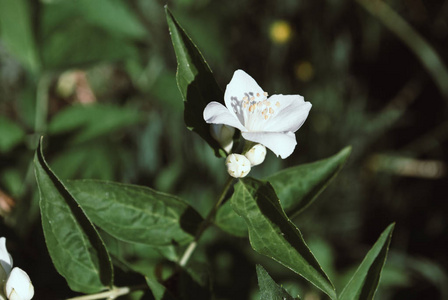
left=203, top=102, right=246, bottom=131
left=5, top=268, right=34, bottom=300
left=242, top=131, right=297, bottom=159
left=263, top=95, right=312, bottom=132
left=0, top=238, right=12, bottom=281
left=224, top=70, right=265, bottom=109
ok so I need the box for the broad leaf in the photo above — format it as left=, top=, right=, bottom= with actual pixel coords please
left=231, top=178, right=336, bottom=299
left=0, top=116, right=25, bottom=153
left=34, top=138, right=113, bottom=293
left=268, top=146, right=352, bottom=218
left=257, top=265, right=299, bottom=300
left=64, top=180, right=203, bottom=246
left=165, top=7, right=226, bottom=157
left=48, top=104, right=143, bottom=143
left=0, top=0, right=39, bottom=73
left=339, top=223, right=395, bottom=300
left=215, top=147, right=351, bottom=236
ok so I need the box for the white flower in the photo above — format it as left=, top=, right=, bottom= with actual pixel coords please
left=5, top=268, right=34, bottom=300
left=245, top=144, right=267, bottom=166
left=210, top=124, right=235, bottom=153
left=203, top=70, right=311, bottom=159
left=0, top=238, right=13, bottom=290
left=226, top=154, right=251, bottom=178
left=0, top=238, right=33, bottom=300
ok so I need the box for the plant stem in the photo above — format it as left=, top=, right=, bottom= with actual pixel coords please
left=178, top=176, right=234, bottom=267
left=66, top=285, right=147, bottom=300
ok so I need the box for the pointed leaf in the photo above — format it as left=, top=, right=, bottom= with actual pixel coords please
left=257, top=265, right=299, bottom=300
left=339, top=223, right=395, bottom=300
left=64, top=180, right=203, bottom=246
left=146, top=278, right=178, bottom=300
left=165, top=7, right=226, bottom=157
left=231, top=177, right=336, bottom=299
left=34, top=138, right=113, bottom=293
left=215, top=147, right=351, bottom=237
left=268, top=146, right=352, bottom=218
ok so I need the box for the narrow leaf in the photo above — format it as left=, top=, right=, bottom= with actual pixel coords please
left=34, top=138, right=113, bottom=293
left=268, top=146, right=352, bottom=218
left=64, top=180, right=203, bottom=246
left=339, top=223, right=395, bottom=300
left=165, top=6, right=226, bottom=157
left=0, top=0, right=39, bottom=73
left=257, top=265, right=299, bottom=300
left=231, top=178, right=336, bottom=299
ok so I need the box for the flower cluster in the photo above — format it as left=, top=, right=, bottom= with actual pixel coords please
left=204, top=70, right=311, bottom=178
left=0, top=238, right=34, bottom=300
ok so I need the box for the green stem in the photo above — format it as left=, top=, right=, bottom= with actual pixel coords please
left=178, top=176, right=234, bottom=267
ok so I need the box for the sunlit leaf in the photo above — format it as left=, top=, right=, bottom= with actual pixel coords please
left=214, top=200, right=247, bottom=237
left=0, top=0, right=39, bottom=73
left=65, top=180, right=203, bottom=246
left=339, top=223, right=395, bottom=300
left=268, top=146, right=352, bottom=218
left=257, top=265, right=299, bottom=300
left=34, top=138, right=113, bottom=293
left=230, top=177, right=336, bottom=299
left=165, top=6, right=226, bottom=157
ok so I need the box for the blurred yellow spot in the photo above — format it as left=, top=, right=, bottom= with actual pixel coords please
left=295, top=61, right=314, bottom=82
left=269, top=20, right=292, bottom=44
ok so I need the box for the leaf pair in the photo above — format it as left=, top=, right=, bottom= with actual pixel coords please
left=34, top=138, right=203, bottom=293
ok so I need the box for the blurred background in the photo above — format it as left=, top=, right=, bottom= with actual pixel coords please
left=0, top=0, right=447, bottom=299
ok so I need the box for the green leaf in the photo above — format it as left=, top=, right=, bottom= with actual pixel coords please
left=268, top=146, right=352, bottom=218
left=0, top=0, right=39, bottom=73
left=48, top=104, right=143, bottom=143
left=64, top=180, right=203, bottom=246
left=34, top=138, right=113, bottom=293
left=0, top=116, right=25, bottom=153
left=230, top=178, right=336, bottom=299
left=165, top=7, right=226, bottom=157
left=339, top=223, right=395, bottom=300
left=214, top=200, right=247, bottom=237
left=146, top=278, right=178, bottom=300
left=215, top=147, right=351, bottom=237
left=257, top=265, right=299, bottom=300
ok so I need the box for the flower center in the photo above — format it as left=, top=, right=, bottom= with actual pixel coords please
left=230, top=91, right=281, bottom=131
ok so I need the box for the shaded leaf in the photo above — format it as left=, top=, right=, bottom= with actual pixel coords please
left=339, top=223, right=395, bottom=300
left=48, top=104, right=143, bottom=143
left=214, top=200, right=247, bottom=237
left=34, top=138, right=113, bottom=293
left=268, top=146, right=352, bottom=218
left=0, top=116, right=25, bottom=153
left=165, top=7, right=226, bottom=157
left=0, top=0, right=39, bottom=73
left=257, top=265, right=299, bottom=300
left=65, top=180, right=203, bottom=246
left=231, top=178, right=336, bottom=299
left=146, top=278, right=178, bottom=300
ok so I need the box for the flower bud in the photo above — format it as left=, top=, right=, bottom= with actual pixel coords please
left=210, top=124, right=235, bottom=153
left=245, top=144, right=267, bottom=166
left=5, top=268, right=34, bottom=300
left=0, top=238, right=12, bottom=288
left=226, top=154, right=251, bottom=178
